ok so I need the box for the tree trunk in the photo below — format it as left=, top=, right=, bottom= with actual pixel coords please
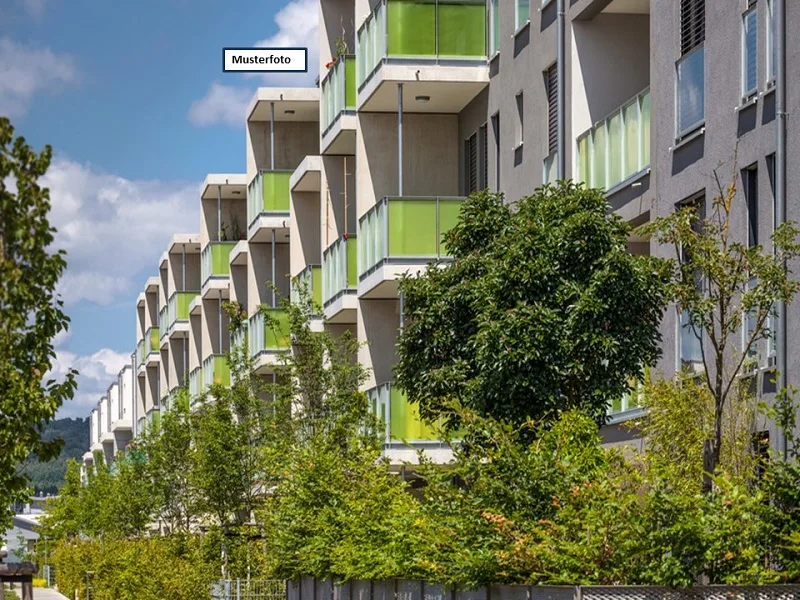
left=702, top=438, right=716, bottom=494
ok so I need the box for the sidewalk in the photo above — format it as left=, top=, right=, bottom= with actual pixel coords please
left=33, top=588, right=69, bottom=600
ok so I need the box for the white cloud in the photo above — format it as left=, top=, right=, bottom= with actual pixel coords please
left=41, top=156, right=199, bottom=306
left=188, top=0, right=319, bottom=128
left=188, top=82, right=252, bottom=127
left=50, top=348, right=129, bottom=418
left=0, top=37, right=78, bottom=117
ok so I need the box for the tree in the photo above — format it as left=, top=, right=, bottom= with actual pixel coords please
left=396, top=185, right=670, bottom=431
left=0, top=117, right=77, bottom=534
left=643, top=165, right=800, bottom=491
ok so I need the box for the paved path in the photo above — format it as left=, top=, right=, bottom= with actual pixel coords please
left=33, top=588, right=70, bottom=600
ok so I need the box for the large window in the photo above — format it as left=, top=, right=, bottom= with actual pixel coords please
left=489, top=0, right=500, bottom=55
left=743, top=165, right=758, bottom=247
left=515, top=92, right=524, bottom=148
left=677, top=193, right=706, bottom=371
left=676, top=0, right=705, bottom=136
left=516, top=0, right=530, bottom=30
left=742, top=6, right=758, bottom=99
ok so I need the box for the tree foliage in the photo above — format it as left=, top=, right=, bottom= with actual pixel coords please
left=0, top=117, right=77, bottom=534
left=396, top=184, right=669, bottom=431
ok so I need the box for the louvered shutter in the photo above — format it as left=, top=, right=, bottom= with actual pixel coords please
left=680, top=0, right=705, bottom=55
left=546, top=64, right=558, bottom=154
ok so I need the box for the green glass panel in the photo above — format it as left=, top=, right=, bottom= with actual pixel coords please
left=387, top=0, right=436, bottom=57
left=389, top=386, right=437, bottom=441
left=211, top=242, right=235, bottom=276
left=641, top=91, right=651, bottom=168
left=213, top=356, right=231, bottom=388
left=438, top=2, right=486, bottom=57
left=593, top=126, right=607, bottom=190
left=388, top=198, right=437, bottom=257
left=262, top=171, right=291, bottom=212
left=346, top=236, right=358, bottom=287
left=264, top=308, right=291, bottom=349
left=439, top=199, right=462, bottom=255
left=311, top=266, right=322, bottom=307
left=345, top=56, right=356, bottom=109
left=148, top=328, right=159, bottom=353
left=176, top=292, right=197, bottom=321
left=577, top=135, right=590, bottom=185
left=623, top=100, right=640, bottom=180
left=607, top=113, right=622, bottom=189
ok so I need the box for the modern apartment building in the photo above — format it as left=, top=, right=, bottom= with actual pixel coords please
left=87, top=0, right=796, bottom=459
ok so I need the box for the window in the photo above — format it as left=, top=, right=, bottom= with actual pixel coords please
left=516, top=0, right=530, bottom=31
left=743, top=165, right=758, bottom=247
left=491, top=113, right=500, bottom=191
left=766, top=153, right=776, bottom=231
left=479, top=123, right=488, bottom=190
left=743, top=278, right=759, bottom=363
left=515, top=92, right=524, bottom=148
left=489, top=0, right=500, bottom=56
left=464, top=132, right=478, bottom=194
left=766, top=0, right=776, bottom=84
left=677, top=193, right=706, bottom=371
left=742, top=6, right=758, bottom=98
left=676, top=0, right=705, bottom=136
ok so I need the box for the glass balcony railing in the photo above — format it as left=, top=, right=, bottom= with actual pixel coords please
left=576, top=87, right=650, bottom=193
left=188, top=367, right=203, bottom=399
left=356, top=0, right=487, bottom=88
left=136, top=339, right=145, bottom=368
left=145, top=408, right=161, bottom=432
left=136, top=417, right=146, bottom=435
left=158, top=305, right=168, bottom=340
left=165, top=291, right=198, bottom=334
left=202, top=355, right=230, bottom=391
left=322, top=55, right=356, bottom=135
left=201, top=242, right=236, bottom=285
left=366, top=382, right=438, bottom=443
left=358, top=196, right=464, bottom=279
left=246, top=170, right=292, bottom=227
left=323, top=234, right=358, bottom=306
left=291, top=265, right=322, bottom=314
left=164, top=387, right=188, bottom=413
left=248, top=310, right=291, bottom=359
left=145, top=327, right=159, bottom=357
left=231, top=320, right=248, bottom=353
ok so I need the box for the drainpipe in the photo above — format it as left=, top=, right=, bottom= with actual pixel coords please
left=271, top=230, right=277, bottom=308
left=775, top=0, right=788, bottom=460
left=181, top=243, right=186, bottom=290
left=556, top=0, right=566, bottom=179
left=218, top=290, right=223, bottom=355
left=398, top=83, right=404, bottom=196
left=270, top=102, right=276, bottom=171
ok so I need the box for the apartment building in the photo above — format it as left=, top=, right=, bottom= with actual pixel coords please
left=88, top=0, right=796, bottom=459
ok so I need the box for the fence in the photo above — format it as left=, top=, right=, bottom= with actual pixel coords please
left=288, top=579, right=800, bottom=600
left=213, top=579, right=286, bottom=600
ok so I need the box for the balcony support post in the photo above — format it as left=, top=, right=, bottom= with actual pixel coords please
left=181, top=243, right=186, bottom=290
left=219, top=290, right=223, bottom=353
left=217, top=185, right=222, bottom=241
left=270, top=102, right=276, bottom=171
left=271, top=230, right=277, bottom=308
left=398, top=83, right=404, bottom=196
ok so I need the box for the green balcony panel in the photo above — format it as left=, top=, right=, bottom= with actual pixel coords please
left=312, top=266, right=322, bottom=307
left=388, top=198, right=437, bottom=256
left=264, top=309, right=290, bottom=350
left=438, top=198, right=462, bottom=254
left=212, top=243, right=235, bottom=276
left=389, top=385, right=438, bottom=441
left=262, top=171, right=291, bottom=212
left=438, top=2, right=486, bottom=57
left=346, top=236, right=358, bottom=287
left=212, top=356, right=230, bottom=388
left=387, top=1, right=435, bottom=57
left=174, top=291, right=197, bottom=321
left=148, top=327, right=159, bottom=353
left=345, top=56, right=356, bottom=109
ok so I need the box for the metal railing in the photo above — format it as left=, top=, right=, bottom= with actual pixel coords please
left=136, top=339, right=145, bottom=368
left=356, top=0, right=487, bottom=89
left=365, top=382, right=438, bottom=444
left=202, top=355, right=230, bottom=391
left=201, top=242, right=237, bottom=285
left=322, top=234, right=358, bottom=306
left=321, top=55, right=356, bottom=135
left=357, top=196, right=464, bottom=279
left=576, top=87, right=650, bottom=193
left=188, top=366, right=202, bottom=399
left=213, top=579, right=285, bottom=600
left=291, top=265, right=322, bottom=314
left=248, top=310, right=291, bottom=359
left=246, top=170, right=292, bottom=228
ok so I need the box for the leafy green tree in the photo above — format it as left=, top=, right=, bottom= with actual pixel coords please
left=643, top=168, right=800, bottom=491
left=0, top=117, right=77, bottom=534
left=396, top=185, right=669, bottom=431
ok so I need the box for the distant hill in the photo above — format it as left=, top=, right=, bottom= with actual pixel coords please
left=20, top=417, right=89, bottom=495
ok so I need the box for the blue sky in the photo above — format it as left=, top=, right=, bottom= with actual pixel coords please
left=0, top=0, right=318, bottom=417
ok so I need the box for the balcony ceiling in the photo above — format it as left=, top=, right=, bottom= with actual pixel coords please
left=247, top=88, right=319, bottom=123
left=603, top=0, right=649, bottom=14
left=361, top=79, right=488, bottom=114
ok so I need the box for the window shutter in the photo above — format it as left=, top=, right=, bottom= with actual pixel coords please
left=546, top=64, right=558, bottom=154
left=465, top=133, right=478, bottom=194
left=479, top=123, right=488, bottom=190
left=680, top=0, right=705, bottom=55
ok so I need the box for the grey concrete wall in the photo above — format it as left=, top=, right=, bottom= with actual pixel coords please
left=247, top=122, right=320, bottom=179
left=145, top=290, right=158, bottom=329
left=458, top=87, right=490, bottom=195
left=203, top=198, right=247, bottom=244
left=358, top=298, right=399, bottom=388
left=230, top=262, right=248, bottom=310
left=159, top=265, right=169, bottom=311
left=322, top=155, right=357, bottom=250
left=320, top=0, right=355, bottom=74
left=169, top=251, right=202, bottom=293
left=248, top=242, right=291, bottom=313
left=201, top=298, right=230, bottom=357
left=168, top=337, right=189, bottom=390
left=290, top=190, right=323, bottom=277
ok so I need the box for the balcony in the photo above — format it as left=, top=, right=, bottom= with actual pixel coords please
left=366, top=382, right=451, bottom=464
left=246, top=170, right=292, bottom=241
left=576, top=88, right=651, bottom=195
left=291, top=265, right=322, bottom=316
left=158, top=305, right=168, bottom=344
left=136, top=418, right=146, bottom=436
left=136, top=339, right=145, bottom=372
left=321, top=55, right=357, bottom=154
left=248, top=309, right=291, bottom=374
left=144, top=327, right=159, bottom=365
left=355, top=0, right=488, bottom=113
left=231, top=320, right=248, bottom=353
left=188, top=366, right=203, bottom=400
left=322, top=234, right=358, bottom=323
left=145, top=408, right=161, bottom=433
left=358, top=196, right=463, bottom=298
left=202, top=355, right=231, bottom=391
left=163, top=291, right=199, bottom=338
left=201, top=242, right=236, bottom=297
